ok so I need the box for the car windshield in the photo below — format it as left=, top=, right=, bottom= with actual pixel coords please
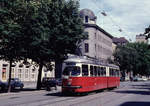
left=63, top=66, right=80, bottom=76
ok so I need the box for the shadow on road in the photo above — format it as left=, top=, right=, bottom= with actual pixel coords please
left=131, top=84, right=150, bottom=90
left=132, top=84, right=150, bottom=87
left=133, top=87, right=150, bottom=90
left=0, top=88, right=45, bottom=94
left=114, top=90, right=150, bottom=95
left=120, top=101, right=150, bottom=106
left=45, top=91, right=88, bottom=97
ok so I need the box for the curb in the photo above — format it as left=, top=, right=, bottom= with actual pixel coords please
left=0, top=89, right=46, bottom=97
left=0, top=86, right=61, bottom=97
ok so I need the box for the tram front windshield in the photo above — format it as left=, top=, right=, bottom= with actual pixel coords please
left=63, top=66, right=80, bottom=76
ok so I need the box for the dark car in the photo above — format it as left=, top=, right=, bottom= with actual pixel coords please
left=0, top=80, right=7, bottom=92
left=10, top=78, right=24, bottom=90
left=56, top=79, right=62, bottom=86
left=41, top=77, right=57, bottom=91
left=120, top=77, right=125, bottom=81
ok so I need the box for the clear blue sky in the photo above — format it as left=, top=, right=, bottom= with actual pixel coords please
left=79, top=0, right=150, bottom=42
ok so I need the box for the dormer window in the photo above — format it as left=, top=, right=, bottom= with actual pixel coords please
left=85, top=16, right=88, bottom=23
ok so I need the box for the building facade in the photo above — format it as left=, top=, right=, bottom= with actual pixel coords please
left=79, top=9, right=113, bottom=62
left=136, top=34, right=148, bottom=43
left=112, top=37, right=129, bottom=46
left=112, top=37, right=128, bottom=60
left=0, top=60, right=55, bottom=82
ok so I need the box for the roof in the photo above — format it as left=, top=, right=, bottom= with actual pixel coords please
left=80, top=9, right=97, bottom=20
left=112, top=37, right=128, bottom=43
left=83, top=24, right=113, bottom=39
left=64, top=56, right=119, bottom=69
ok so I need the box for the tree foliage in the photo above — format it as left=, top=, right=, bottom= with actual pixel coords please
left=144, top=25, right=150, bottom=39
left=22, top=0, right=86, bottom=89
left=0, top=0, right=28, bottom=92
left=0, top=0, right=86, bottom=90
left=113, top=42, right=150, bottom=76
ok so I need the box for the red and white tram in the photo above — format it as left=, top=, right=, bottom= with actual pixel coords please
left=62, top=56, right=120, bottom=94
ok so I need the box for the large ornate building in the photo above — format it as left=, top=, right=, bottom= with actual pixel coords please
left=136, top=34, right=148, bottom=43
left=0, top=60, right=55, bottom=82
left=79, top=9, right=113, bottom=62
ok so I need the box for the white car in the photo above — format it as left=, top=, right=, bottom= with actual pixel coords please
left=142, top=78, right=148, bottom=81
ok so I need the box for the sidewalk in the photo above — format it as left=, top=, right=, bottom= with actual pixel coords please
left=0, top=82, right=61, bottom=97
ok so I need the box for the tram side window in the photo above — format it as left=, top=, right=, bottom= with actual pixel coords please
left=118, top=70, right=120, bottom=77
left=90, top=66, right=94, bottom=76
left=109, top=68, right=112, bottom=76
left=116, top=69, right=119, bottom=77
left=113, top=69, right=115, bottom=77
left=100, top=67, right=102, bottom=76
left=109, top=68, right=111, bottom=76
left=112, top=69, right=114, bottom=76
left=115, top=69, right=118, bottom=77
left=114, top=69, right=116, bottom=77
left=94, top=66, right=98, bottom=76
left=82, top=65, right=89, bottom=76
left=103, top=67, right=106, bottom=76
left=113, top=69, right=115, bottom=76
left=97, top=67, right=101, bottom=76
left=101, top=67, right=104, bottom=76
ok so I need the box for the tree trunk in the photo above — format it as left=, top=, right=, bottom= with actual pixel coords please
left=8, top=60, right=12, bottom=92
left=55, top=60, right=63, bottom=79
left=36, top=63, right=43, bottom=90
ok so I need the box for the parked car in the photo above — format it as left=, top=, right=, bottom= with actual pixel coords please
left=120, top=77, right=125, bottom=81
left=56, top=79, right=62, bottom=86
left=133, top=77, right=143, bottom=81
left=10, top=78, right=24, bottom=90
left=41, top=77, right=57, bottom=91
left=0, top=80, right=7, bottom=92
left=142, top=77, right=148, bottom=81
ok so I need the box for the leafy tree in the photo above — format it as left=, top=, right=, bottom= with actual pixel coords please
left=0, top=0, right=86, bottom=90
left=144, top=25, right=150, bottom=39
left=113, top=42, right=150, bottom=76
left=45, top=0, right=87, bottom=78
left=21, top=0, right=86, bottom=89
left=0, top=0, right=26, bottom=92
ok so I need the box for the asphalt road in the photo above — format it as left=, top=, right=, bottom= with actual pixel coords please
left=0, top=81, right=150, bottom=106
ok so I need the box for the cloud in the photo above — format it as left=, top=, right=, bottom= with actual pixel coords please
left=79, top=0, right=150, bottom=41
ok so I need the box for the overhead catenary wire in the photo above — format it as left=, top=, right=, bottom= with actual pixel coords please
left=90, top=0, right=132, bottom=41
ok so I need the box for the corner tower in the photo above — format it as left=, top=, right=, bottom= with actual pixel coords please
left=80, top=9, right=97, bottom=24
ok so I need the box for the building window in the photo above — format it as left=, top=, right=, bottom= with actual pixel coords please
left=2, top=68, right=6, bottom=80
left=11, top=68, right=15, bottom=78
left=18, top=69, right=23, bottom=79
left=85, top=43, right=89, bottom=53
left=25, top=69, right=29, bottom=79
left=95, top=32, right=97, bottom=39
left=85, top=16, right=88, bottom=23
left=31, top=69, right=35, bottom=79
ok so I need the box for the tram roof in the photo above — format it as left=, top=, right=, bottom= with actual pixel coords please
left=64, top=56, right=119, bottom=69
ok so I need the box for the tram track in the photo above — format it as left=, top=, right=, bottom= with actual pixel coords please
left=67, top=82, right=132, bottom=106
left=2, top=82, right=130, bottom=106
left=41, top=82, right=130, bottom=106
